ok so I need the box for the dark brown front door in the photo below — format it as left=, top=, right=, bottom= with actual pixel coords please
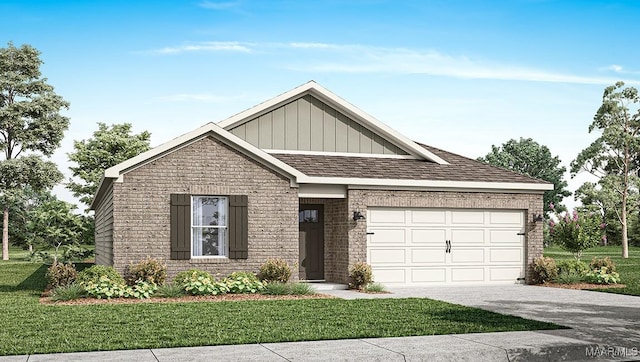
left=299, top=204, right=324, bottom=280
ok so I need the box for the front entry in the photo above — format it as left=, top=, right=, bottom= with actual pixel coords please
left=299, top=204, right=324, bottom=280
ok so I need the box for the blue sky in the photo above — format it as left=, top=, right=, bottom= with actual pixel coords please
left=2, top=0, right=640, bottom=211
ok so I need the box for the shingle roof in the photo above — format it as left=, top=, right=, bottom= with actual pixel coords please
left=271, top=143, right=549, bottom=184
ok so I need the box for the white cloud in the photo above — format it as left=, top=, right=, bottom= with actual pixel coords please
left=152, top=41, right=253, bottom=54
left=155, top=93, right=246, bottom=103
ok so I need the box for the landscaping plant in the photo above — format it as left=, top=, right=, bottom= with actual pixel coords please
left=126, top=257, right=167, bottom=286
left=258, top=258, right=292, bottom=283
left=531, top=256, right=558, bottom=284
left=349, top=261, right=373, bottom=290
left=174, top=269, right=229, bottom=295
left=548, top=207, right=605, bottom=259
left=224, top=271, right=264, bottom=294
left=45, top=261, right=77, bottom=289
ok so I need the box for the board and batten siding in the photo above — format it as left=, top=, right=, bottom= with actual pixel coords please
left=94, top=182, right=114, bottom=266
left=229, top=95, right=408, bottom=155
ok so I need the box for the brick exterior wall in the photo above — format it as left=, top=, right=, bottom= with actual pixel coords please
left=110, top=136, right=299, bottom=279
left=347, top=189, right=544, bottom=284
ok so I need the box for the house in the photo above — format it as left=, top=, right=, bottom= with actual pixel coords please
left=91, top=81, right=552, bottom=286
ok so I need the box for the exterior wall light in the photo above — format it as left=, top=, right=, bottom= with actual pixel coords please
left=533, top=214, right=544, bottom=222
left=353, top=211, right=365, bottom=221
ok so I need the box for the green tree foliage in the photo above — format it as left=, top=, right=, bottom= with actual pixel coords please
left=0, top=42, right=69, bottom=260
left=548, top=208, right=605, bottom=260
left=67, top=122, right=151, bottom=209
left=478, top=138, right=571, bottom=215
left=571, top=82, right=640, bottom=259
left=6, top=187, right=54, bottom=250
left=28, top=198, right=83, bottom=263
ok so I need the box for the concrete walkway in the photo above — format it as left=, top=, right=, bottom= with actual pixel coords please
left=2, top=285, right=637, bottom=361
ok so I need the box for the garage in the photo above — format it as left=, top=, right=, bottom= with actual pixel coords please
left=366, top=208, right=526, bottom=286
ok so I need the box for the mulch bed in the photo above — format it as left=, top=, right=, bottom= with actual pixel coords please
left=540, top=282, right=626, bottom=290
left=40, top=293, right=337, bottom=306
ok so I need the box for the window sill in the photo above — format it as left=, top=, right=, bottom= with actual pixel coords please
left=189, top=258, right=230, bottom=264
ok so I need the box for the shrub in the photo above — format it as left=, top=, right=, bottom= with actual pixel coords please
left=126, top=257, right=167, bottom=286
left=364, top=282, right=387, bottom=293
left=258, top=259, right=292, bottom=284
left=82, top=275, right=129, bottom=299
left=349, top=262, right=373, bottom=290
left=155, top=283, right=186, bottom=298
left=585, top=267, right=621, bottom=285
left=224, top=272, right=264, bottom=294
left=76, top=265, right=125, bottom=286
left=556, top=259, right=589, bottom=277
left=174, top=269, right=229, bottom=295
left=262, top=282, right=291, bottom=295
left=589, top=257, right=616, bottom=273
left=548, top=209, right=605, bottom=259
left=555, top=270, right=583, bottom=285
left=531, top=256, right=558, bottom=284
left=46, top=262, right=78, bottom=289
left=290, top=282, right=316, bottom=295
left=123, top=280, right=157, bottom=299
left=50, top=284, right=85, bottom=301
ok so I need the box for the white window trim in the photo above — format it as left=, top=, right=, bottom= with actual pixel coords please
left=191, top=196, right=229, bottom=259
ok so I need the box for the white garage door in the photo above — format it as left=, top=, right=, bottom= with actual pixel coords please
left=367, top=208, right=526, bottom=286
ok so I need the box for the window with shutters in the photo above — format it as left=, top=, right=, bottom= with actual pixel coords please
left=191, top=196, right=228, bottom=257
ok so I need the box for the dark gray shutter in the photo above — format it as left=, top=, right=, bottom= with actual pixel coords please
left=228, top=195, right=248, bottom=259
left=170, top=194, right=191, bottom=260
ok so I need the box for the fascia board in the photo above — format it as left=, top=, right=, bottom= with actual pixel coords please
left=297, top=176, right=554, bottom=192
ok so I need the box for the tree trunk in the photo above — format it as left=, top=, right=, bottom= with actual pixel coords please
left=2, top=206, right=8, bottom=260
left=621, top=194, right=629, bottom=259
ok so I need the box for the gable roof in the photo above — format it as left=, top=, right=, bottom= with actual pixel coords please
left=217, top=81, right=449, bottom=164
left=91, top=81, right=553, bottom=210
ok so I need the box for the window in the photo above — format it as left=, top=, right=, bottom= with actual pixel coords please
left=191, top=196, right=227, bottom=257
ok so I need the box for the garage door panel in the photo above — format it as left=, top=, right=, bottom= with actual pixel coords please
left=489, top=229, right=522, bottom=244
left=451, top=229, right=485, bottom=244
left=489, top=267, right=523, bottom=282
left=411, top=210, right=446, bottom=224
left=450, top=248, right=485, bottom=263
left=369, top=229, right=405, bottom=244
left=411, top=268, right=446, bottom=283
left=369, top=249, right=406, bottom=264
left=489, top=248, right=523, bottom=263
left=451, top=211, right=485, bottom=224
left=490, top=211, right=523, bottom=225
left=411, top=229, right=446, bottom=244
left=451, top=268, right=485, bottom=282
left=369, top=209, right=405, bottom=224
left=411, top=249, right=446, bottom=264
left=372, top=269, right=406, bottom=284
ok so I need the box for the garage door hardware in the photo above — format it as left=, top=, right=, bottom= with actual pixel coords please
left=445, top=240, right=451, bottom=253
left=517, top=232, right=526, bottom=236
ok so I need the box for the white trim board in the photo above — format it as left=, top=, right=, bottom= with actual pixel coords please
left=264, top=149, right=418, bottom=159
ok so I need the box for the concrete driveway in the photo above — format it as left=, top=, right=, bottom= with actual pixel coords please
left=330, top=284, right=640, bottom=353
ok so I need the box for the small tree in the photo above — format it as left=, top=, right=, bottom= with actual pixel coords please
left=548, top=208, right=605, bottom=260
left=67, top=122, right=151, bottom=209
left=28, top=199, right=83, bottom=263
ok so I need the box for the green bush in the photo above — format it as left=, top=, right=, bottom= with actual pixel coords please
left=154, top=283, right=186, bottom=298
left=174, top=269, right=229, bottom=295
left=76, top=265, right=125, bottom=285
left=585, top=267, right=621, bottom=285
left=531, top=256, right=558, bottom=284
left=124, top=280, right=157, bottom=299
left=224, top=272, right=264, bottom=294
left=555, top=270, right=583, bottom=284
left=126, top=257, right=167, bottom=286
left=50, top=284, right=85, bottom=301
left=82, top=275, right=129, bottom=299
left=556, top=259, right=589, bottom=277
left=258, top=259, right=292, bottom=284
left=589, top=257, right=616, bottom=273
left=45, top=262, right=78, bottom=289
left=262, top=282, right=290, bottom=295
left=290, top=282, right=315, bottom=295
left=548, top=209, right=605, bottom=259
left=349, top=262, right=373, bottom=290
left=364, top=282, right=387, bottom=293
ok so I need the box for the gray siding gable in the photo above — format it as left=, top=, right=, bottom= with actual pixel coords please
left=229, top=94, right=408, bottom=155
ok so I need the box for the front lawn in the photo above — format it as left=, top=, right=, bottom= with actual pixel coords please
left=0, top=261, right=562, bottom=356
left=544, top=245, right=640, bottom=296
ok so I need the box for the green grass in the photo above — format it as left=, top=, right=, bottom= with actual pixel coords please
left=545, top=245, right=640, bottom=296
left=0, top=259, right=563, bottom=356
